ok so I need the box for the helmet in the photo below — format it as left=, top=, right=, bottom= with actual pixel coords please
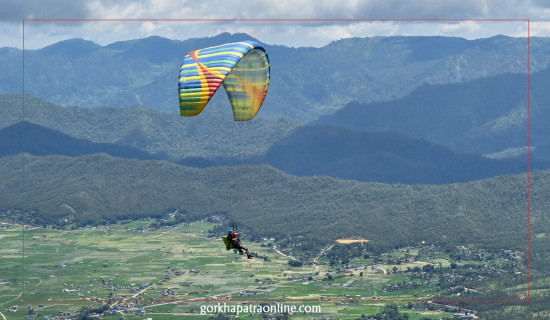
left=228, top=229, right=233, bottom=233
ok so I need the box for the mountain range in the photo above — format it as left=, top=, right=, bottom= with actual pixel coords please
left=2, top=119, right=534, bottom=185
left=2, top=34, right=549, bottom=163
left=3, top=33, right=550, bottom=123
left=0, top=34, right=548, bottom=267
left=315, top=71, right=531, bottom=155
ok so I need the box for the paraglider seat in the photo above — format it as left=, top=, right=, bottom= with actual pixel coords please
left=222, top=236, right=233, bottom=250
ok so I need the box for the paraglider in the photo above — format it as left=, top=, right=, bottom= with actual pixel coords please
left=223, top=223, right=253, bottom=259
left=178, top=41, right=269, bottom=258
left=178, top=40, right=270, bottom=121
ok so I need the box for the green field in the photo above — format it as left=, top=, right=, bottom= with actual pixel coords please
left=0, top=221, right=525, bottom=319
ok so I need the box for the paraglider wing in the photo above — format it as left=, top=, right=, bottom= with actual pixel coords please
left=178, top=41, right=270, bottom=121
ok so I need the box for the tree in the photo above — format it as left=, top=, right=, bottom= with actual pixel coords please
left=288, top=260, right=303, bottom=267
left=423, top=264, right=435, bottom=273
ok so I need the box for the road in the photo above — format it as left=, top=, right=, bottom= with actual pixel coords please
left=150, top=225, right=182, bottom=239
left=313, top=244, right=334, bottom=264
left=272, top=245, right=296, bottom=261
left=109, top=285, right=152, bottom=309
left=0, top=290, right=23, bottom=309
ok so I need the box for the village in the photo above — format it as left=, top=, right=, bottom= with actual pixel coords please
left=0, top=218, right=526, bottom=319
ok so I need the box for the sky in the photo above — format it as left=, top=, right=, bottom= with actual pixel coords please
left=1, top=0, right=550, bottom=49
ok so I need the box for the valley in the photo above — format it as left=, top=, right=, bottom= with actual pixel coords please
left=0, top=220, right=528, bottom=319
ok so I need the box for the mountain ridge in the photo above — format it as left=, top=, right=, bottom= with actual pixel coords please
left=314, top=68, right=550, bottom=161
left=0, top=121, right=158, bottom=160
left=0, top=94, right=300, bottom=161
left=3, top=33, right=549, bottom=122
left=265, top=125, right=530, bottom=184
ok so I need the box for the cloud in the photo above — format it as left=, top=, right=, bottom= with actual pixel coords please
left=3, top=0, right=547, bottom=23
left=0, top=0, right=89, bottom=22
left=0, top=0, right=545, bottom=49
left=530, top=22, right=550, bottom=36
left=438, top=21, right=482, bottom=35
left=303, top=22, right=401, bottom=45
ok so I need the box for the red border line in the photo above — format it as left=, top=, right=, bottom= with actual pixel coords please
left=527, top=19, right=531, bottom=301
left=24, top=18, right=529, bottom=22
left=18, top=298, right=533, bottom=303
left=22, top=18, right=530, bottom=303
left=22, top=19, right=26, bottom=302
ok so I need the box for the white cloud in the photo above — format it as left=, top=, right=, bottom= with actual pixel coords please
left=304, top=22, right=401, bottom=45
left=530, top=22, right=550, bottom=37
left=438, top=21, right=482, bottom=35
left=140, top=21, right=157, bottom=35
left=138, top=21, right=172, bottom=37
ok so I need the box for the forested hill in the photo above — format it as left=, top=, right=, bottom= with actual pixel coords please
left=3, top=153, right=545, bottom=256
left=5, top=94, right=539, bottom=185
left=0, top=121, right=157, bottom=160
left=265, top=125, right=530, bottom=184
left=315, top=68, right=550, bottom=161
left=3, top=96, right=539, bottom=184
left=0, top=94, right=300, bottom=161
left=2, top=34, right=549, bottom=122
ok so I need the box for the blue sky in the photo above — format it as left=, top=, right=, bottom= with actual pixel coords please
left=1, top=0, right=548, bottom=49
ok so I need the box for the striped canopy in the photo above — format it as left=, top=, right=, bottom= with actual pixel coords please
left=178, top=41, right=270, bottom=121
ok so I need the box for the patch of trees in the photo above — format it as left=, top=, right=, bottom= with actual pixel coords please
left=353, top=304, right=410, bottom=320
left=324, top=243, right=374, bottom=265
left=78, top=304, right=109, bottom=320
left=288, top=260, right=303, bottom=267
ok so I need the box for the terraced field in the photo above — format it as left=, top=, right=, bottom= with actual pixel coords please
left=1, top=221, right=516, bottom=319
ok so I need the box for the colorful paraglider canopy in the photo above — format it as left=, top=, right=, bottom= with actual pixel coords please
left=178, top=41, right=270, bottom=121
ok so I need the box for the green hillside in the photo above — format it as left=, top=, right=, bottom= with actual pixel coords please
left=0, top=121, right=157, bottom=159
left=0, top=94, right=300, bottom=160
left=2, top=153, right=544, bottom=258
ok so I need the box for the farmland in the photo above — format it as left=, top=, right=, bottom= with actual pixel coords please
left=0, top=220, right=526, bottom=319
